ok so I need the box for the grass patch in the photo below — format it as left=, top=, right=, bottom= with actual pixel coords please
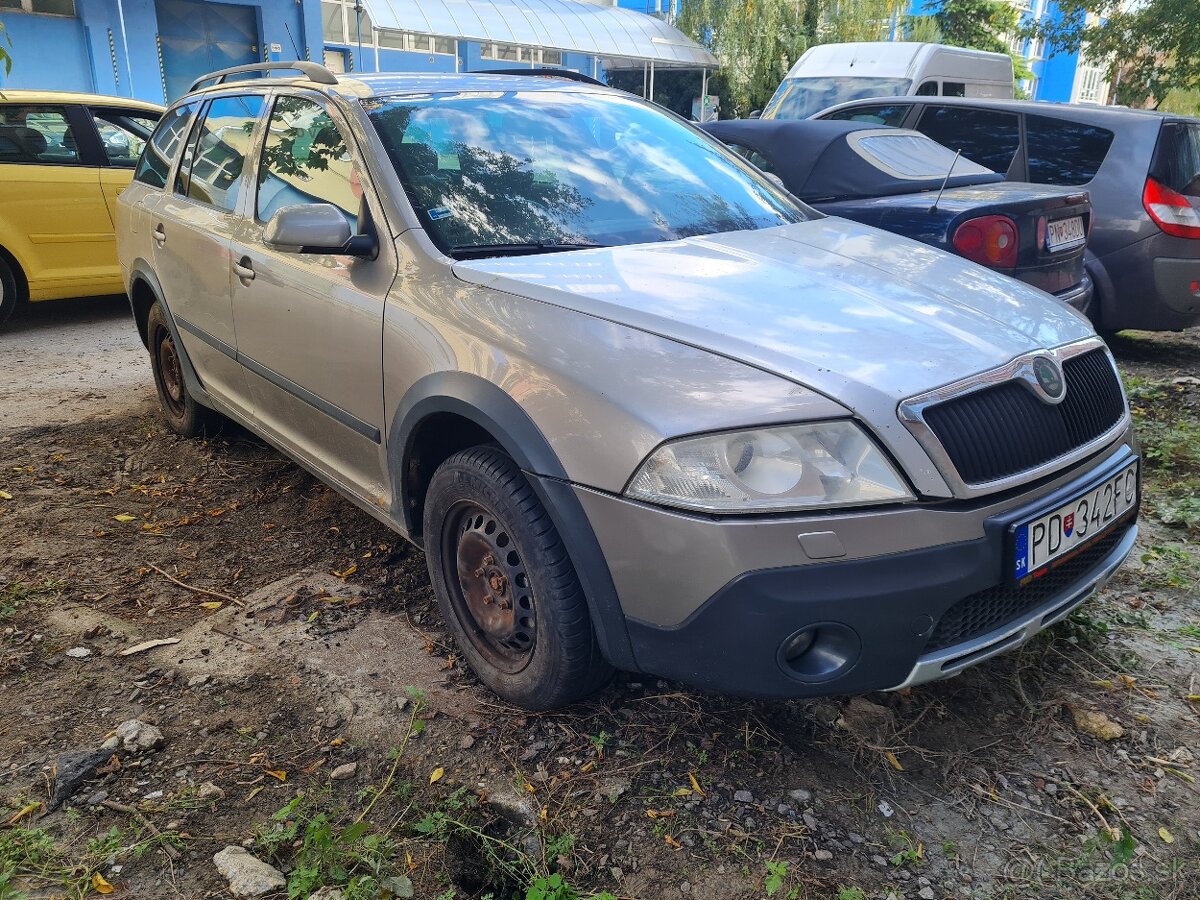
left=0, top=579, right=64, bottom=620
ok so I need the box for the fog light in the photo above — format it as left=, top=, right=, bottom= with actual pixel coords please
left=776, top=622, right=861, bottom=683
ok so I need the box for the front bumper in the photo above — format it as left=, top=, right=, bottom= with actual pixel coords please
left=576, top=440, right=1138, bottom=697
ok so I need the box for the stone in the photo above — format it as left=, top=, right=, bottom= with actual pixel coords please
left=837, top=697, right=895, bottom=743
left=733, top=790, right=753, bottom=803
left=86, top=790, right=109, bottom=807
left=115, top=719, right=165, bottom=753
left=65, top=647, right=92, bottom=659
left=213, top=846, right=286, bottom=897
left=100, top=736, right=120, bottom=751
left=1070, top=708, right=1125, bottom=741
left=197, top=782, right=225, bottom=801
left=309, top=889, right=345, bottom=900
left=459, top=734, right=476, bottom=750
left=788, top=788, right=812, bottom=803
left=814, top=849, right=833, bottom=861
left=918, top=888, right=936, bottom=900
left=330, top=762, right=358, bottom=781
left=49, top=748, right=113, bottom=810
left=187, top=674, right=212, bottom=688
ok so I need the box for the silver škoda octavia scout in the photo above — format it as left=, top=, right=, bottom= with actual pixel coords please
left=117, top=63, right=1138, bottom=709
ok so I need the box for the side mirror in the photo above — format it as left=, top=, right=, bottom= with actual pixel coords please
left=263, top=203, right=375, bottom=257
left=748, top=109, right=762, bottom=119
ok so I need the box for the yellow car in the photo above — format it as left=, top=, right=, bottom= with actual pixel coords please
left=0, top=90, right=163, bottom=329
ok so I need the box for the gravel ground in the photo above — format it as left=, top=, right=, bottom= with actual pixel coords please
left=1, top=303, right=1198, bottom=900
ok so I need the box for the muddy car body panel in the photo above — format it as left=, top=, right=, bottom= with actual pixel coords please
left=117, top=65, right=1138, bottom=707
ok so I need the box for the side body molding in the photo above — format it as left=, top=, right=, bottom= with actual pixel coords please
left=390, top=371, right=638, bottom=670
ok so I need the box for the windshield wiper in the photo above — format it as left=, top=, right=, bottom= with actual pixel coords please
left=450, top=242, right=607, bottom=259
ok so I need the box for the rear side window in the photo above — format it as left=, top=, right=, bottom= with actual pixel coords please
left=176, top=95, right=264, bottom=212
left=823, top=104, right=911, bottom=127
left=916, top=81, right=938, bottom=96
left=0, top=105, right=81, bottom=165
left=94, top=109, right=158, bottom=169
left=916, top=106, right=1021, bottom=174
left=1025, top=114, right=1114, bottom=185
left=1152, top=122, right=1200, bottom=198
left=134, top=103, right=196, bottom=188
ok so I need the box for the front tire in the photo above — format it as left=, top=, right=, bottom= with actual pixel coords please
left=423, top=446, right=612, bottom=709
left=146, top=302, right=217, bottom=437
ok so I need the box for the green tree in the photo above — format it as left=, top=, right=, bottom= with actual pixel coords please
left=0, top=21, right=12, bottom=78
left=1026, top=0, right=1200, bottom=107
left=930, top=0, right=1018, bottom=53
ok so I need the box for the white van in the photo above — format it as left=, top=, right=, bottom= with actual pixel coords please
left=760, top=42, right=1014, bottom=120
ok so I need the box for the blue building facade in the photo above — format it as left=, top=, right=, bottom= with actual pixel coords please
left=0, top=0, right=630, bottom=102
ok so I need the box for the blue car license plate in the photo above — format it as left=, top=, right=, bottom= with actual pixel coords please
left=1013, top=460, right=1138, bottom=581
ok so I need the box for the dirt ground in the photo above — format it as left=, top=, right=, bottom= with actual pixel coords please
left=1, top=299, right=1198, bottom=900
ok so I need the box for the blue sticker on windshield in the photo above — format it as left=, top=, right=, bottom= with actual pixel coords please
left=428, top=206, right=452, bottom=221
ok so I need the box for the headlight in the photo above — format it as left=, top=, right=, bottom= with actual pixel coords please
left=625, top=421, right=912, bottom=513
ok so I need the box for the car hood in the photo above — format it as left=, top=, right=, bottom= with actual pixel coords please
left=453, top=218, right=1095, bottom=408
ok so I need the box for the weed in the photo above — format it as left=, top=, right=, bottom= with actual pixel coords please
left=525, top=873, right=616, bottom=900
left=1140, top=544, right=1200, bottom=591
left=763, top=860, right=798, bottom=898
left=0, top=580, right=63, bottom=620
left=836, top=889, right=866, bottom=900
left=587, top=731, right=610, bottom=757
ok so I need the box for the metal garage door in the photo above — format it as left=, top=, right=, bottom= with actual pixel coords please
left=156, top=0, right=260, bottom=100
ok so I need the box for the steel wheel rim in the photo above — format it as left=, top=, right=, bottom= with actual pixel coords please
left=442, top=500, right=537, bottom=674
left=155, top=326, right=185, bottom=417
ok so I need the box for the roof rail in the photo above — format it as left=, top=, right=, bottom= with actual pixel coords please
left=189, top=61, right=338, bottom=94
left=467, top=68, right=605, bottom=87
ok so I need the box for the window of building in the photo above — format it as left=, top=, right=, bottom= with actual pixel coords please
left=257, top=95, right=359, bottom=227
left=0, top=104, right=80, bottom=164
left=915, top=105, right=1021, bottom=174
left=541, top=49, right=562, bottom=66
left=1076, top=66, right=1106, bottom=104
left=176, top=95, right=264, bottom=213
left=1025, top=114, right=1114, bottom=185
left=134, top=102, right=196, bottom=188
left=321, top=0, right=344, bottom=43
left=378, top=30, right=455, bottom=55
left=0, top=0, right=76, bottom=16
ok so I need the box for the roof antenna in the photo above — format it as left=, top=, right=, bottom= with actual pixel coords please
left=283, top=21, right=302, bottom=60
left=930, top=148, right=962, bottom=213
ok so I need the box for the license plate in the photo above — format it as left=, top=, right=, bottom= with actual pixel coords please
left=1013, top=461, right=1138, bottom=581
left=1046, top=215, right=1086, bottom=252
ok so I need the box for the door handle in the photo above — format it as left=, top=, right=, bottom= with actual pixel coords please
left=233, top=256, right=255, bottom=284
left=153, top=223, right=166, bottom=246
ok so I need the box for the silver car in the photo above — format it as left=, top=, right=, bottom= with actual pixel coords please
left=117, top=63, right=1140, bottom=710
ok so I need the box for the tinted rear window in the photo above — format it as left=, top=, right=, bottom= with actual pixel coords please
left=915, top=106, right=1020, bottom=174
left=1153, top=122, right=1200, bottom=197
left=1025, top=114, right=1114, bottom=185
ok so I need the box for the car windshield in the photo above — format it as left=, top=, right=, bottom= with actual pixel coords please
left=762, top=77, right=912, bottom=121
left=365, top=90, right=808, bottom=257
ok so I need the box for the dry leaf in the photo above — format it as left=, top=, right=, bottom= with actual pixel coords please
left=265, top=770, right=287, bottom=782
left=646, top=809, right=674, bottom=819
left=579, top=761, right=595, bottom=774
left=330, top=737, right=346, bottom=747
left=334, top=563, right=358, bottom=578
left=92, top=873, right=115, bottom=894
left=0, top=490, right=12, bottom=500
left=672, top=788, right=692, bottom=797
left=1159, top=827, right=1175, bottom=844
left=200, top=601, right=223, bottom=611
left=113, top=514, right=136, bottom=522
left=118, top=637, right=181, bottom=657
left=664, top=834, right=682, bottom=849
left=406, top=850, right=416, bottom=871
left=5, top=802, right=41, bottom=825
left=689, top=772, right=705, bottom=796
left=884, top=751, right=905, bottom=771
left=246, top=786, right=264, bottom=802
left=430, top=767, right=445, bottom=784
left=539, top=806, right=548, bottom=822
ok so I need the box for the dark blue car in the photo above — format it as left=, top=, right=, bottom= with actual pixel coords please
left=703, top=119, right=1093, bottom=312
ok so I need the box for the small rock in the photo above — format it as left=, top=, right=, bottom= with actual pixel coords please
left=86, top=790, right=109, bottom=807
left=309, top=888, right=345, bottom=900
left=1070, top=708, right=1125, bottom=741
left=878, top=800, right=895, bottom=818
left=1044, top=783, right=1058, bottom=795
left=837, top=697, right=895, bottom=743
left=197, top=781, right=225, bottom=801
left=803, top=812, right=819, bottom=831
left=331, top=762, right=358, bottom=781
left=49, top=748, right=113, bottom=810
left=814, top=849, right=833, bottom=861
left=733, top=790, right=753, bottom=803
left=458, top=735, right=476, bottom=750
left=66, top=647, right=92, bottom=659
left=143, top=790, right=164, bottom=800
left=115, top=719, right=165, bottom=753
left=680, top=882, right=691, bottom=894
left=788, top=788, right=812, bottom=803
left=100, top=736, right=120, bottom=751
left=187, top=674, right=212, bottom=689
left=918, top=888, right=936, bottom=900
left=213, top=846, right=286, bottom=897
